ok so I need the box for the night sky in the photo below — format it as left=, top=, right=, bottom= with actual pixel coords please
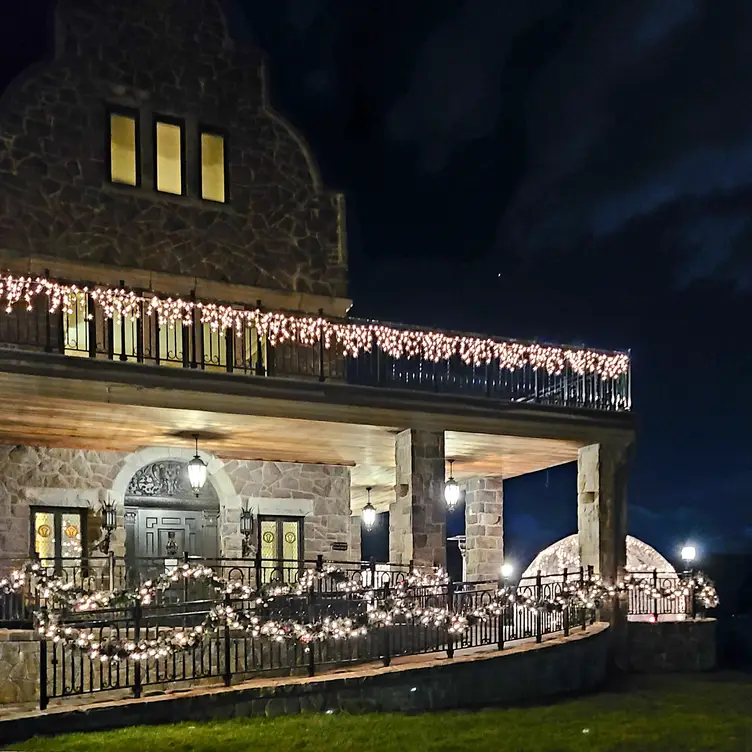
left=2, top=1, right=750, bottom=570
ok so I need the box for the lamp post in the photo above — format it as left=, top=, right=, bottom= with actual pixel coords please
left=187, top=434, right=208, bottom=497
left=444, top=459, right=460, bottom=511
left=681, top=543, right=698, bottom=619
left=362, top=487, right=377, bottom=532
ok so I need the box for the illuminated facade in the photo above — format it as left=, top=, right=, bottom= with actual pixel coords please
left=0, top=0, right=634, bottom=588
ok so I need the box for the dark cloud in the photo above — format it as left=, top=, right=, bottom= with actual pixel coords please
left=500, top=0, right=752, bottom=289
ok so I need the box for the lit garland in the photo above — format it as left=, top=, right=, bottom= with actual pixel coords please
left=1, top=563, right=717, bottom=663
left=0, top=272, right=630, bottom=378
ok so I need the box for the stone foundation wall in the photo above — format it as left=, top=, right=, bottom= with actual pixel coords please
left=0, top=625, right=609, bottom=741
left=0, top=445, right=355, bottom=563
left=0, top=630, right=38, bottom=705
left=626, top=619, right=717, bottom=673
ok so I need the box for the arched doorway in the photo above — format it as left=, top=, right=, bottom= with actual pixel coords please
left=123, top=459, right=220, bottom=572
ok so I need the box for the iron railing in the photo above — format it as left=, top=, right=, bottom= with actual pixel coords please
left=0, top=285, right=631, bottom=412
left=37, top=568, right=593, bottom=710
left=626, top=570, right=698, bottom=620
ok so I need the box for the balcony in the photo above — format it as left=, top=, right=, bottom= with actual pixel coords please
left=0, top=273, right=631, bottom=413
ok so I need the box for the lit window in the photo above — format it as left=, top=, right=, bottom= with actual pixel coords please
left=109, top=112, right=138, bottom=186
left=155, top=120, right=184, bottom=195
left=201, top=132, right=226, bottom=203
left=31, top=508, right=85, bottom=571
left=63, top=292, right=90, bottom=357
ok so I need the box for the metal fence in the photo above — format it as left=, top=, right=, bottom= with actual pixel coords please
left=37, top=569, right=594, bottom=710
left=0, top=286, right=631, bottom=412
left=626, top=570, right=696, bottom=620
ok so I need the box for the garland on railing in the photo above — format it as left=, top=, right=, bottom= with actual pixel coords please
left=0, top=272, right=630, bottom=377
left=0, top=562, right=718, bottom=663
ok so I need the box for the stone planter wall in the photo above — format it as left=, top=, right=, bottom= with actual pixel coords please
left=626, top=619, right=716, bottom=673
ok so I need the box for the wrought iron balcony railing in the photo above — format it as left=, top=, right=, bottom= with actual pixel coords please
left=0, top=273, right=631, bottom=412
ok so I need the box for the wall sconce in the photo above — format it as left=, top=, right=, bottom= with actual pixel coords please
left=96, top=498, right=117, bottom=554
left=444, top=459, right=461, bottom=511
left=241, top=505, right=256, bottom=558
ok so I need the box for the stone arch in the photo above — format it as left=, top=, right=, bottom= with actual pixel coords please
left=110, top=446, right=241, bottom=559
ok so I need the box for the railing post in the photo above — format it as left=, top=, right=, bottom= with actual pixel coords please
left=318, top=308, right=326, bottom=382
left=108, top=550, right=116, bottom=591
left=223, top=592, right=232, bottom=687
left=307, top=581, right=316, bottom=677
left=652, top=568, right=659, bottom=622
left=43, top=268, right=52, bottom=353
left=183, top=551, right=190, bottom=604
left=588, top=566, right=596, bottom=625
left=562, top=567, right=569, bottom=637
left=225, top=328, right=234, bottom=373
left=446, top=578, right=455, bottom=659
left=382, top=580, right=392, bottom=667
left=254, top=302, right=265, bottom=376
left=132, top=599, right=142, bottom=699
left=136, top=298, right=144, bottom=363
left=254, top=549, right=262, bottom=591
left=87, top=293, right=97, bottom=358
left=316, top=554, right=324, bottom=593
left=689, top=574, right=697, bottom=619
left=535, top=570, right=542, bottom=643
left=580, top=566, right=586, bottom=631
left=118, top=281, right=128, bottom=361
left=39, top=627, right=48, bottom=711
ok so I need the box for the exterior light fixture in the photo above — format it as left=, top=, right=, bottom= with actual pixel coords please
left=444, top=459, right=461, bottom=510
left=681, top=545, right=697, bottom=564
left=96, top=498, right=118, bottom=554
left=500, top=562, right=514, bottom=579
left=240, top=505, right=256, bottom=559
left=187, top=434, right=208, bottom=497
left=362, top=487, right=377, bottom=531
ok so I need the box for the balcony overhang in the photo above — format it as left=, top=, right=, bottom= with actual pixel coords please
left=0, top=349, right=634, bottom=509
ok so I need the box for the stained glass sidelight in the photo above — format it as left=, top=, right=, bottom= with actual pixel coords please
left=33, top=511, right=56, bottom=561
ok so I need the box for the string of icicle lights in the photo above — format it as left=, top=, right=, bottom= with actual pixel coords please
left=0, top=272, right=630, bottom=377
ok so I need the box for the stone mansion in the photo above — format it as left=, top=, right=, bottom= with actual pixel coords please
left=0, top=0, right=635, bottom=588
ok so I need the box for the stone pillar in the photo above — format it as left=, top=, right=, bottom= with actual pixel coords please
left=577, top=443, right=629, bottom=585
left=464, top=477, right=504, bottom=582
left=389, top=429, right=446, bottom=569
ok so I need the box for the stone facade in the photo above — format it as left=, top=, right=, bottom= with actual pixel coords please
left=389, top=429, right=446, bottom=568
left=0, top=444, right=356, bottom=562
left=464, top=477, right=503, bottom=582
left=625, top=619, right=717, bottom=673
left=0, top=0, right=347, bottom=301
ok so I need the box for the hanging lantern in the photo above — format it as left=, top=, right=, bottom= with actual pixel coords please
left=187, top=434, right=208, bottom=496
left=444, top=459, right=461, bottom=510
left=362, top=487, right=377, bottom=531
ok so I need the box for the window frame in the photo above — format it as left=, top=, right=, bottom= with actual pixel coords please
left=29, top=506, right=89, bottom=573
left=198, top=125, right=230, bottom=204
left=153, top=115, right=187, bottom=196
left=106, top=105, right=141, bottom=188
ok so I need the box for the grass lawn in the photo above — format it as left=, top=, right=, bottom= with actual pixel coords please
left=8, top=673, right=752, bottom=752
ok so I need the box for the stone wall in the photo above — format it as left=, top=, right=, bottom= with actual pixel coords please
left=0, top=444, right=355, bottom=562
left=0, top=624, right=609, bottom=742
left=0, top=0, right=347, bottom=300
left=0, top=630, right=39, bottom=705
left=625, top=619, right=717, bottom=673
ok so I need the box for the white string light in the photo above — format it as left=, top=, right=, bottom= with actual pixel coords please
left=0, top=272, right=630, bottom=378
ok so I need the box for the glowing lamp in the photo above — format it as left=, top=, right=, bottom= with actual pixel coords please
left=500, top=562, right=514, bottom=579
left=362, top=487, right=377, bottom=531
left=680, top=545, right=696, bottom=563
left=187, top=434, right=208, bottom=496
left=444, top=459, right=461, bottom=510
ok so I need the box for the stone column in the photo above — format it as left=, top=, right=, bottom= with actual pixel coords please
left=464, top=477, right=504, bottom=582
left=389, top=429, right=446, bottom=568
left=577, top=443, right=630, bottom=585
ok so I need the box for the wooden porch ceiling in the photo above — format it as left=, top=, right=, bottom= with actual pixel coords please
left=0, top=395, right=581, bottom=509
